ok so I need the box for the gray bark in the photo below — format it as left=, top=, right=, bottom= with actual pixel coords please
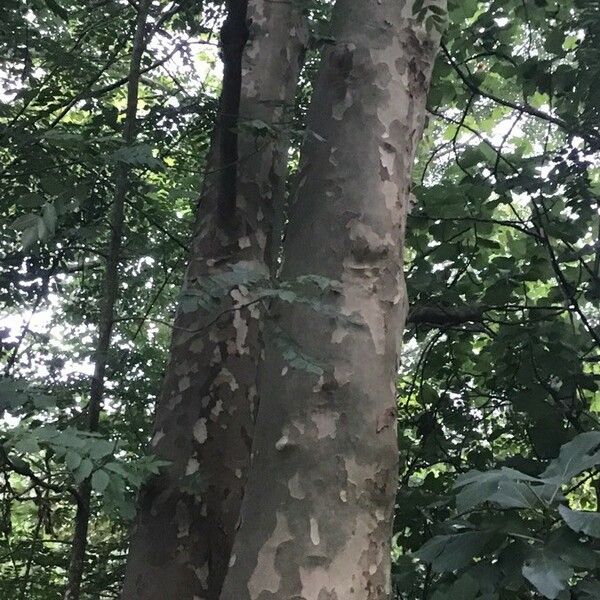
left=121, top=3, right=306, bottom=599
left=219, top=1, right=444, bottom=599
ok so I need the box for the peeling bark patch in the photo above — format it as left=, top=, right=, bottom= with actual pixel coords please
left=176, top=500, right=191, bottom=538
left=151, top=430, right=165, bottom=447
left=178, top=376, right=190, bottom=392
left=288, top=473, right=306, bottom=499
left=311, top=410, right=340, bottom=439
left=347, top=220, right=394, bottom=262
left=233, top=310, right=250, bottom=354
left=275, top=434, right=289, bottom=451
left=193, top=418, right=208, bottom=444
left=310, top=517, right=320, bottom=545
left=381, top=180, right=400, bottom=219
left=376, top=408, right=396, bottom=433
left=331, top=324, right=348, bottom=345
left=214, top=367, right=239, bottom=391
left=189, top=337, right=204, bottom=354
left=211, top=400, right=224, bottom=420
left=332, top=88, right=353, bottom=121
left=378, top=143, right=396, bottom=178
left=343, top=457, right=378, bottom=493
left=247, top=512, right=293, bottom=599
left=186, top=458, right=200, bottom=475
left=334, top=364, right=352, bottom=386
left=194, top=563, right=209, bottom=587
left=302, top=513, right=384, bottom=600
left=168, top=392, right=182, bottom=409
left=299, top=566, right=336, bottom=600
left=339, top=285, right=386, bottom=355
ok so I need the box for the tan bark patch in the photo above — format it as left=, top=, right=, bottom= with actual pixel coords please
left=288, top=473, right=306, bottom=500
left=247, top=512, right=293, bottom=599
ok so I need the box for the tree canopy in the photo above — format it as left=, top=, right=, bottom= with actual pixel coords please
left=0, top=1, right=599, bottom=599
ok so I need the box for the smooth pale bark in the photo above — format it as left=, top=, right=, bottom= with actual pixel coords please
left=121, top=3, right=306, bottom=600
left=219, top=2, right=444, bottom=599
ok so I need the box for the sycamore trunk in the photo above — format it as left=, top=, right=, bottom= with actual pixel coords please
left=121, top=3, right=306, bottom=599
left=219, top=1, right=444, bottom=598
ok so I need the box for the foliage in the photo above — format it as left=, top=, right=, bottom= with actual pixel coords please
left=395, top=0, right=600, bottom=598
left=0, top=0, right=221, bottom=597
left=0, top=0, right=599, bottom=598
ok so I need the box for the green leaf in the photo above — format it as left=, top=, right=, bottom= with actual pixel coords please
left=431, top=573, right=479, bottom=600
left=91, top=469, right=110, bottom=493
left=453, top=468, right=541, bottom=512
left=11, top=213, right=39, bottom=231
left=558, top=505, right=600, bottom=538
left=21, top=226, right=39, bottom=250
left=522, top=549, right=573, bottom=599
left=541, top=432, right=600, bottom=483
left=10, top=456, right=32, bottom=473
left=55, top=429, right=87, bottom=449
left=104, top=462, right=129, bottom=478
left=17, top=192, right=45, bottom=208
left=42, top=203, right=57, bottom=235
left=14, top=437, right=41, bottom=454
left=416, top=530, right=493, bottom=572
left=65, top=450, right=82, bottom=471
left=575, top=580, right=600, bottom=599
left=111, top=143, right=163, bottom=169
left=74, top=459, right=93, bottom=484
left=544, top=29, right=566, bottom=54
left=89, top=439, right=114, bottom=461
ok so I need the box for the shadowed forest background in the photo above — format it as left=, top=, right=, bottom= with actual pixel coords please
left=1, top=0, right=600, bottom=599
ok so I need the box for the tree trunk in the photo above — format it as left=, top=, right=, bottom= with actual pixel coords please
left=121, top=3, right=306, bottom=599
left=63, top=2, right=151, bottom=599
left=219, top=2, right=444, bottom=599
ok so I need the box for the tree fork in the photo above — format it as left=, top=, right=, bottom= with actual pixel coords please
left=121, top=2, right=307, bottom=599
left=63, top=2, right=152, bottom=599
left=219, top=2, right=445, bottom=598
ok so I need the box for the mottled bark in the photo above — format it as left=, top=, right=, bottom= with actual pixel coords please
left=64, top=2, right=151, bottom=599
left=219, top=2, right=444, bottom=599
left=121, top=3, right=306, bottom=600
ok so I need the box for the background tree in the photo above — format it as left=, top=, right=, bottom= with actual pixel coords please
left=1, top=1, right=223, bottom=597
left=394, top=1, right=600, bottom=598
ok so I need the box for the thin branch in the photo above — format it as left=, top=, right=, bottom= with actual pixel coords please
left=441, top=43, right=600, bottom=147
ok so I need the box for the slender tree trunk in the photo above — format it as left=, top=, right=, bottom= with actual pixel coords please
left=219, top=2, right=444, bottom=599
left=121, top=3, right=306, bottom=599
left=63, top=3, right=151, bottom=599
